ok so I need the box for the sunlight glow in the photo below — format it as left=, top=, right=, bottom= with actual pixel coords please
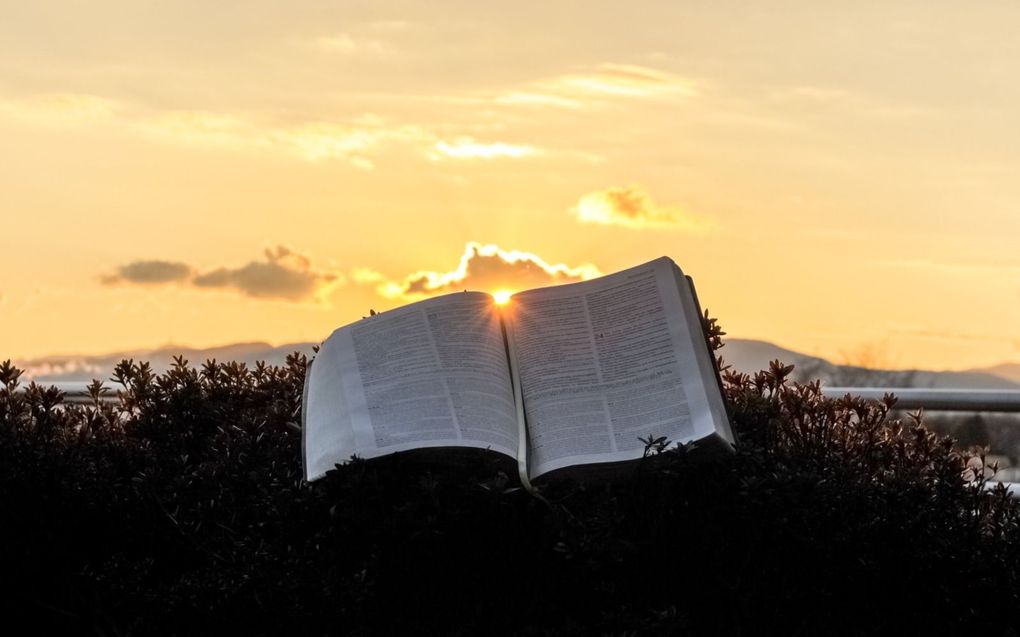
left=373, top=242, right=602, bottom=300
left=492, top=290, right=513, bottom=305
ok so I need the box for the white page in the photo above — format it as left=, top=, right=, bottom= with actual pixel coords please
left=506, top=257, right=728, bottom=478
left=303, top=291, right=519, bottom=481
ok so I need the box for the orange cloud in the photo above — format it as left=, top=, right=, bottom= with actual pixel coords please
left=573, top=185, right=713, bottom=231
left=366, top=242, right=601, bottom=300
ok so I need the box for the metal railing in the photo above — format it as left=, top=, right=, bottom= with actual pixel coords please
left=823, top=387, right=1020, bottom=495
left=822, top=387, right=1020, bottom=413
left=10, top=382, right=111, bottom=405
left=16, top=383, right=1020, bottom=412
left=8, top=382, right=172, bottom=405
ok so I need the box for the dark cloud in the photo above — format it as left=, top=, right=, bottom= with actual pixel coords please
left=372, top=242, right=601, bottom=299
left=101, top=260, right=193, bottom=286
left=102, top=246, right=343, bottom=302
left=192, top=246, right=341, bottom=301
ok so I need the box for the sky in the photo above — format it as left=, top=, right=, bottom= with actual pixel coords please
left=1, top=0, right=1019, bottom=370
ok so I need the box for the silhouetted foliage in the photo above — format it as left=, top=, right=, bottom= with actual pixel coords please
left=2, top=321, right=1019, bottom=636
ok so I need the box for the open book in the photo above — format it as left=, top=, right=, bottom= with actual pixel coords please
left=302, top=257, right=733, bottom=483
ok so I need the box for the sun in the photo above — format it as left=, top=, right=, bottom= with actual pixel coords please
left=492, top=290, right=513, bottom=305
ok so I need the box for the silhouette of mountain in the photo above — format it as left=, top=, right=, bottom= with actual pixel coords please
left=13, top=337, right=1020, bottom=390
left=17, top=342, right=318, bottom=383
left=968, top=363, right=1020, bottom=386
left=719, top=338, right=1020, bottom=389
left=719, top=338, right=833, bottom=376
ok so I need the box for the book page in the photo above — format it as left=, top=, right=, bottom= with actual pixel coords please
left=303, top=292, right=519, bottom=481
left=506, top=257, right=729, bottom=479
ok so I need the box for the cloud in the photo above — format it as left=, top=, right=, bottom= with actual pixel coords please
left=0, top=94, right=398, bottom=169
left=304, top=21, right=416, bottom=56
left=192, top=246, right=343, bottom=301
left=135, top=111, right=427, bottom=168
left=429, top=137, right=538, bottom=160
left=364, top=242, right=601, bottom=300
left=572, top=185, right=713, bottom=231
left=349, top=267, right=387, bottom=284
left=494, top=64, right=697, bottom=109
left=139, top=111, right=527, bottom=168
left=101, top=260, right=193, bottom=286
left=1, top=92, right=548, bottom=168
left=562, top=64, right=698, bottom=98
left=0, top=64, right=693, bottom=170
left=102, top=246, right=343, bottom=302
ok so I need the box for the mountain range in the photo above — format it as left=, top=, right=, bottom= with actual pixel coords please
left=12, top=338, right=1020, bottom=390
left=719, top=339, right=1020, bottom=389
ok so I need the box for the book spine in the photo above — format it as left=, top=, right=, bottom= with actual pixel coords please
left=301, top=357, right=314, bottom=481
left=685, top=275, right=735, bottom=431
left=500, top=312, right=544, bottom=496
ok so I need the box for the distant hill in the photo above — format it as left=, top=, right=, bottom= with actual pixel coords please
left=718, top=338, right=833, bottom=377
left=968, top=363, right=1020, bottom=386
left=718, top=338, right=1020, bottom=390
left=16, top=341, right=319, bottom=383
left=13, top=337, right=1020, bottom=390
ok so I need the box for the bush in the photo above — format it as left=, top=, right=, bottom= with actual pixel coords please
left=2, top=323, right=1019, bottom=636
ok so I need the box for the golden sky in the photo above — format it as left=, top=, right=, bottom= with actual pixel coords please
left=2, top=1, right=1019, bottom=370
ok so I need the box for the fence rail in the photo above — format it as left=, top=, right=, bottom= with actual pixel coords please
left=822, top=387, right=1020, bottom=413
left=15, top=383, right=1020, bottom=412
left=19, top=382, right=111, bottom=405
